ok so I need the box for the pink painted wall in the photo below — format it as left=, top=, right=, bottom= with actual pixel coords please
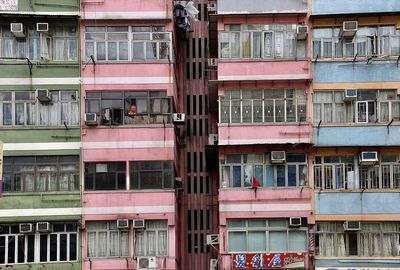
left=218, top=124, right=312, bottom=145
left=218, top=61, right=310, bottom=81
left=81, top=0, right=172, bottom=19
left=217, top=15, right=307, bottom=31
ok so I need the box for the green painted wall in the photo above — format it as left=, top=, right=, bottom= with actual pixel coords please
left=0, top=64, right=80, bottom=80
left=0, top=128, right=80, bottom=144
left=8, top=0, right=79, bottom=13
left=2, top=262, right=82, bottom=270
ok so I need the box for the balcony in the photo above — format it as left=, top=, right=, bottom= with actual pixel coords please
left=217, top=0, right=307, bottom=15
left=81, top=0, right=172, bottom=20
left=312, top=0, right=400, bottom=16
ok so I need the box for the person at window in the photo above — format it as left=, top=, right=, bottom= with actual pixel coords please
left=127, top=99, right=137, bottom=117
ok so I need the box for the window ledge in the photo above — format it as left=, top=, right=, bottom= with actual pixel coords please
left=82, top=60, right=172, bottom=65
left=83, top=124, right=174, bottom=129
left=2, top=191, right=81, bottom=197
left=219, top=187, right=310, bottom=191
left=315, top=189, right=400, bottom=193
left=84, top=189, right=175, bottom=194
left=312, top=122, right=400, bottom=127
left=312, top=56, right=400, bottom=63
left=0, top=126, right=80, bottom=130
left=218, top=122, right=310, bottom=127
left=218, top=58, right=308, bottom=63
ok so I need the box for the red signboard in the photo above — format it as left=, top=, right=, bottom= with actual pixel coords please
left=232, top=253, right=304, bottom=269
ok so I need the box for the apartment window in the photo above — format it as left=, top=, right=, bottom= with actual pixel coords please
left=0, top=223, right=78, bottom=265
left=130, top=161, right=174, bottom=189
left=2, top=156, right=79, bottom=193
left=314, top=156, right=355, bottom=189
left=220, top=153, right=307, bottom=188
left=227, top=219, right=307, bottom=253
left=313, top=90, right=400, bottom=124
left=316, top=222, right=400, bottom=256
left=85, top=91, right=172, bottom=125
left=313, top=26, right=400, bottom=59
left=0, top=25, right=77, bottom=61
left=84, top=162, right=126, bottom=191
left=220, top=89, right=306, bottom=124
left=314, top=154, right=400, bottom=190
left=86, top=221, right=129, bottom=258
left=219, top=24, right=305, bottom=59
left=134, top=220, right=168, bottom=257
left=84, top=26, right=171, bottom=61
left=0, top=91, right=79, bottom=127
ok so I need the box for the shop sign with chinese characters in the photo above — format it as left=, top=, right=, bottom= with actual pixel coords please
left=0, top=0, right=17, bottom=11
left=232, top=253, right=305, bottom=269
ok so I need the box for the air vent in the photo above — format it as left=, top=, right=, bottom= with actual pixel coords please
left=137, top=257, right=157, bottom=269
left=36, top=222, right=51, bottom=233
left=344, top=221, right=361, bottom=231
left=271, top=151, right=286, bottom=163
left=36, top=23, right=49, bottom=32
left=117, top=219, right=129, bottom=229
left=19, top=223, right=34, bottom=233
left=208, top=134, right=218, bottom=145
left=133, top=219, right=145, bottom=229
left=172, top=113, right=186, bottom=125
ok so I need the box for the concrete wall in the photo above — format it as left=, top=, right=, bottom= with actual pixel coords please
left=218, top=0, right=307, bottom=14
left=313, top=126, right=400, bottom=147
left=312, top=0, right=400, bottom=15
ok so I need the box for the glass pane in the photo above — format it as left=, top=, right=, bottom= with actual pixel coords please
left=269, top=231, right=287, bottom=252
left=228, top=232, right=246, bottom=252
left=289, top=231, right=307, bottom=252
left=249, top=231, right=266, bottom=252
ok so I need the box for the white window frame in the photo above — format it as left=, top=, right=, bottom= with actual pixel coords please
left=0, top=91, right=79, bottom=127
left=134, top=220, right=168, bottom=257
left=227, top=219, right=308, bottom=253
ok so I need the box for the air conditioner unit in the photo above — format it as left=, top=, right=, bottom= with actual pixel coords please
left=206, top=234, right=219, bottom=245
left=344, top=89, right=357, bottom=102
left=296, top=25, right=308, bottom=40
left=341, top=21, right=358, bottom=37
left=210, top=259, right=218, bottom=270
left=19, top=223, right=34, bottom=234
left=36, top=23, right=49, bottom=33
left=289, top=217, right=302, bottom=227
left=271, top=151, right=286, bottom=164
left=360, top=151, right=378, bottom=165
left=36, top=222, right=51, bottom=233
left=208, top=134, right=218, bottom=145
left=133, top=219, right=145, bottom=229
left=344, top=221, right=361, bottom=231
left=36, top=89, right=52, bottom=103
left=207, top=3, right=217, bottom=12
left=208, top=58, right=217, bottom=67
left=85, top=113, right=98, bottom=126
left=10, top=23, right=25, bottom=38
left=173, top=113, right=186, bottom=125
left=137, top=257, right=157, bottom=269
left=117, top=219, right=129, bottom=229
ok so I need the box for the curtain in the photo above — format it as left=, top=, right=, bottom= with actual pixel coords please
left=109, top=231, right=119, bottom=256
left=15, top=103, right=24, bottom=125
left=158, top=231, right=167, bottom=256
left=98, top=232, right=107, bottom=257
left=241, top=32, right=251, bottom=58
left=87, top=232, right=96, bottom=257
left=55, top=39, right=65, bottom=60
left=134, top=231, right=144, bottom=256
left=3, top=39, right=13, bottom=57
left=382, top=223, right=399, bottom=256
left=120, top=231, right=129, bottom=257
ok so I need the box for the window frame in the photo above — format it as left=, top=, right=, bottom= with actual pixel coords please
left=130, top=160, right=174, bottom=190
left=84, top=162, right=126, bottom=191
left=134, top=220, right=168, bottom=257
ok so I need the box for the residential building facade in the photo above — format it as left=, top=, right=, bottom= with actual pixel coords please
left=0, top=0, right=81, bottom=270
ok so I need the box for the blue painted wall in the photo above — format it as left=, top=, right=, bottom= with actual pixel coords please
left=313, top=126, right=400, bottom=147
left=315, top=258, right=400, bottom=268
left=313, top=61, right=400, bottom=83
left=312, top=0, right=400, bottom=15
left=315, top=192, right=400, bottom=215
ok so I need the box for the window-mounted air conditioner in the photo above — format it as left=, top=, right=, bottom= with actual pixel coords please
left=296, top=25, right=308, bottom=40
left=206, top=234, right=219, bottom=245
left=271, top=151, right=286, bottom=164
left=133, top=219, right=145, bottom=229
left=117, top=219, right=129, bottom=229
left=36, top=89, right=52, bottom=103
left=208, top=134, right=218, bottom=146
left=289, top=217, right=302, bottom=227
left=344, top=89, right=357, bottom=102
left=208, top=58, right=217, bottom=67
left=85, top=113, right=98, bottom=126
left=36, top=23, right=49, bottom=33
left=340, top=21, right=358, bottom=37
left=36, top=222, right=51, bottom=233
left=360, top=151, right=378, bottom=165
left=207, top=3, right=217, bottom=12
left=344, top=221, right=361, bottom=231
left=19, top=223, right=34, bottom=234
left=10, top=23, right=25, bottom=38
left=172, top=113, right=186, bottom=125
left=210, top=259, right=218, bottom=270
left=137, top=256, right=157, bottom=269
